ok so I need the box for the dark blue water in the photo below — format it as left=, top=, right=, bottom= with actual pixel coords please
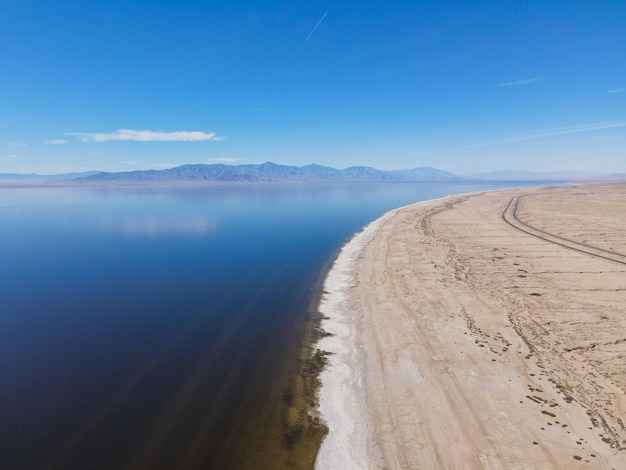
left=0, top=182, right=534, bottom=469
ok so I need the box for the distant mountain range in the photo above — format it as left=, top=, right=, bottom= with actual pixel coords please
left=0, top=171, right=100, bottom=181
left=0, top=163, right=617, bottom=184
left=76, top=162, right=462, bottom=183
left=469, top=170, right=606, bottom=181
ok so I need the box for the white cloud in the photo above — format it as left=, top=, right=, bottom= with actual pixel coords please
left=476, top=121, right=626, bottom=146
left=0, top=154, right=18, bottom=161
left=44, top=139, right=68, bottom=145
left=607, top=88, right=625, bottom=94
left=208, top=157, right=243, bottom=163
left=65, top=129, right=223, bottom=142
left=7, top=142, right=28, bottom=147
left=121, top=160, right=137, bottom=165
left=498, top=77, right=544, bottom=87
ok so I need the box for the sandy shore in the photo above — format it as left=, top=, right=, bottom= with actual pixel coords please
left=315, top=184, right=626, bottom=469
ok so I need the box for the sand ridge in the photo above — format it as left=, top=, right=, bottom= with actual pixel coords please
left=315, top=184, right=626, bottom=469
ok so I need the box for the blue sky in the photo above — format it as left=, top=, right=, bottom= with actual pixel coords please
left=1, top=0, right=625, bottom=174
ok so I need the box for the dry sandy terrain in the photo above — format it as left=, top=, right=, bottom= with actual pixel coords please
left=316, top=184, right=626, bottom=469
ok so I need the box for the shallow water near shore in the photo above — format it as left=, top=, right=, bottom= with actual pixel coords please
left=0, top=181, right=540, bottom=469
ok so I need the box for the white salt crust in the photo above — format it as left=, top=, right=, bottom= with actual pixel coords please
left=314, top=209, right=400, bottom=470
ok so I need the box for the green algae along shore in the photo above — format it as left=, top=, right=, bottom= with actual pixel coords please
left=219, top=259, right=331, bottom=470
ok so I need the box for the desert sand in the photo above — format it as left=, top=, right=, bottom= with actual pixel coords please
left=316, top=184, right=626, bottom=469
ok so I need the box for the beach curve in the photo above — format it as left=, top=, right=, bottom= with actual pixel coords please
left=314, top=184, right=626, bottom=469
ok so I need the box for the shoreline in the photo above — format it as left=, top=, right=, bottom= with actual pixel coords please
left=314, top=184, right=626, bottom=468
left=223, top=253, right=333, bottom=470
left=314, top=196, right=456, bottom=468
left=315, top=208, right=394, bottom=467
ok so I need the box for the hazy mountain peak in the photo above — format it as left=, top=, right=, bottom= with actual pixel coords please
left=1, top=163, right=605, bottom=184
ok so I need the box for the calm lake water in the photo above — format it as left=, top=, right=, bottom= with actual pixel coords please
left=0, top=182, right=535, bottom=469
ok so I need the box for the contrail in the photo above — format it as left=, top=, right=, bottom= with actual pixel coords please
left=303, top=12, right=327, bottom=44
left=470, top=121, right=626, bottom=147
